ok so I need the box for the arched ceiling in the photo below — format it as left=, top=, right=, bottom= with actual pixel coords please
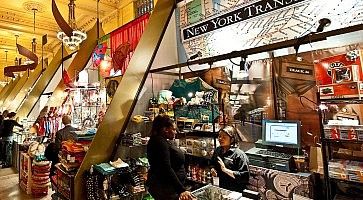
left=0, top=0, right=121, bottom=82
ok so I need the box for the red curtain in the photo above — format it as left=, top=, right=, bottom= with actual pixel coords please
left=110, top=13, right=150, bottom=74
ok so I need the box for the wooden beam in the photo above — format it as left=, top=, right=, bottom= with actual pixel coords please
left=150, top=24, right=363, bottom=73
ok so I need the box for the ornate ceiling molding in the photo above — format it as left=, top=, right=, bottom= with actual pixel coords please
left=0, top=0, right=120, bottom=81
left=0, top=8, right=59, bottom=31
left=98, top=0, right=121, bottom=9
left=101, top=10, right=118, bottom=24
left=58, top=0, right=108, bottom=16
left=78, top=16, right=97, bottom=31
left=22, top=1, right=46, bottom=13
left=0, top=35, right=55, bottom=48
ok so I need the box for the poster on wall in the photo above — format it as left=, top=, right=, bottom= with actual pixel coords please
left=315, top=50, right=363, bottom=99
left=178, top=0, right=363, bottom=59
left=105, top=76, right=122, bottom=105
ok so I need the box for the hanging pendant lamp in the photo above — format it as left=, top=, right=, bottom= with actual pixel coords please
left=53, top=0, right=87, bottom=50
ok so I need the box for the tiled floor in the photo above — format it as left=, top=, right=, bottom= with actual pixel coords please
left=0, top=168, right=52, bottom=200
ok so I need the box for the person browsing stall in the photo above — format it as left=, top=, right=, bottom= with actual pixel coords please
left=146, top=115, right=195, bottom=200
left=0, top=110, right=7, bottom=164
left=1, top=112, right=23, bottom=167
left=54, top=115, right=79, bottom=151
left=46, top=115, right=79, bottom=176
left=211, top=126, right=250, bottom=192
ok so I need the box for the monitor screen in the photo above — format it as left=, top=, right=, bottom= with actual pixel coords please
left=262, top=120, right=301, bottom=148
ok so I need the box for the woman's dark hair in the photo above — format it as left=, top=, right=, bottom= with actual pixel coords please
left=2, top=110, right=9, bottom=118
left=7, top=112, right=16, bottom=118
left=151, top=115, right=174, bottom=136
left=220, top=126, right=237, bottom=145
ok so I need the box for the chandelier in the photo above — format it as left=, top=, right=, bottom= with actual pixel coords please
left=56, top=0, right=87, bottom=50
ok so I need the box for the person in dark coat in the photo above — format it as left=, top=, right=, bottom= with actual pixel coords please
left=0, top=110, right=9, bottom=165
left=146, top=115, right=195, bottom=200
left=211, top=126, right=250, bottom=193
left=0, top=110, right=9, bottom=126
left=54, top=115, right=79, bottom=151
left=46, top=115, right=78, bottom=176
left=1, top=112, right=23, bottom=167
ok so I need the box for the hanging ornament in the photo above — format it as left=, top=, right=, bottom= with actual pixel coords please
left=112, top=42, right=130, bottom=72
left=99, top=55, right=112, bottom=78
left=92, top=43, right=107, bottom=69
left=62, top=70, right=74, bottom=88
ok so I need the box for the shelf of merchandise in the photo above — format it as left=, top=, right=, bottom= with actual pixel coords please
left=53, top=163, right=76, bottom=200
left=19, top=152, right=32, bottom=194
left=65, top=86, right=105, bottom=129
left=320, top=99, right=363, bottom=104
left=174, top=104, right=218, bottom=191
left=318, top=92, right=363, bottom=199
left=323, top=138, right=363, bottom=144
left=329, top=177, right=363, bottom=186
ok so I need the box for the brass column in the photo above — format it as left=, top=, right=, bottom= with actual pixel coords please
left=1, top=72, right=29, bottom=109
left=0, top=82, right=12, bottom=104
left=15, top=47, right=68, bottom=120
left=74, top=0, right=176, bottom=199
left=0, top=77, right=21, bottom=107
left=7, top=51, right=62, bottom=112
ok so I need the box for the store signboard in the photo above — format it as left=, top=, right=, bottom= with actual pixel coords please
left=178, top=0, right=363, bottom=59
left=286, top=67, right=312, bottom=75
left=182, top=0, right=305, bottom=40
left=280, top=61, right=314, bottom=81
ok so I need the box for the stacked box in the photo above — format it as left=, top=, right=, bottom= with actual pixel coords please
left=346, top=161, right=363, bottom=182
left=329, top=160, right=363, bottom=183
left=329, top=160, right=348, bottom=180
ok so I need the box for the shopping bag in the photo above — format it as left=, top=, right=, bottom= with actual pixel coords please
left=309, top=136, right=323, bottom=174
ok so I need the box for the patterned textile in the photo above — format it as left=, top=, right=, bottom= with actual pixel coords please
left=247, top=165, right=314, bottom=200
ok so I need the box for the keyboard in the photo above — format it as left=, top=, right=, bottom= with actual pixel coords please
left=256, top=150, right=292, bottom=159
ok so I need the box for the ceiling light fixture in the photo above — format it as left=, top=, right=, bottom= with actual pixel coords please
left=56, top=0, right=87, bottom=50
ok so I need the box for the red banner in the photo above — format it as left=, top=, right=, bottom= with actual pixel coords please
left=110, top=13, right=150, bottom=74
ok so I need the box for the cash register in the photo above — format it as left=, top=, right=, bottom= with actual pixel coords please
left=246, top=120, right=301, bottom=172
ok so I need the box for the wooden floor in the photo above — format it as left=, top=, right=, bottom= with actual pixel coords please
left=0, top=167, right=52, bottom=200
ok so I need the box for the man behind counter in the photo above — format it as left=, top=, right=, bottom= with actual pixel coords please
left=211, top=126, right=250, bottom=193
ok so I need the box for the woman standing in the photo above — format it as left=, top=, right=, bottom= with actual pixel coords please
left=146, top=115, right=195, bottom=200
left=211, top=126, right=250, bottom=192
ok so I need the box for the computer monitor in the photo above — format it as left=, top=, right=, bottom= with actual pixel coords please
left=262, top=120, right=301, bottom=148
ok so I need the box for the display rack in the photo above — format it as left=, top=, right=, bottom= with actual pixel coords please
left=19, top=152, right=32, bottom=194
left=63, top=86, right=105, bottom=129
left=318, top=96, right=363, bottom=199
left=173, top=101, right=219, bottom=190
